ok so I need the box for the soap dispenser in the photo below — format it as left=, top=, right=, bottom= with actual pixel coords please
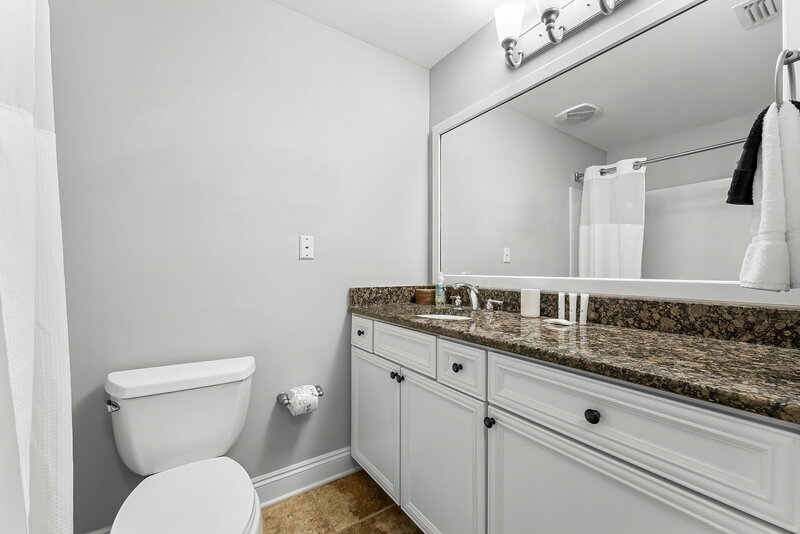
left=435, top=272, right=446, bottom=306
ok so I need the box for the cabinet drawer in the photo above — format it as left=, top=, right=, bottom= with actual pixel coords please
left=488, top=406, right=783, bottom=534
left=437, top=340, right=486, bottom=400
left=488, top=352, right=800, bottom=532
left=351, top=316, right=373, bottom=352
left=373, top=322, right=437, bottom=378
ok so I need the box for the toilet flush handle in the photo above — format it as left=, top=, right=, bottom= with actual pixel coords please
left=106, top=400, right=120, bottom=413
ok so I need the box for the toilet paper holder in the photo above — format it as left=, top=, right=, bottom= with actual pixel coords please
left=277, top=385, right=324, bottom=406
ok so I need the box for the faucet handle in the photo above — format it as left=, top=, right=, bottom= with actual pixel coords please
left=485, top=299, right=504, bottom=312
left=450, top=295, right=462, bottom=307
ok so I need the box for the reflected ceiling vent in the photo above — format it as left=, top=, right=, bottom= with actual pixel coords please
left=733, top=0, right=780, bottom=29
left=555, top=103, right=603, bottom=124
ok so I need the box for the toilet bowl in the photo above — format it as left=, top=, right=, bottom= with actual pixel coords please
left=104, top=357, right=259, bottom=534
left=110, top=457, right=261, bottom=534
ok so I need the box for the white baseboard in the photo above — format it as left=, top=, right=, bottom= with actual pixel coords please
left=83, top=449, right=358, bottom=533
left=252, top=447, right=359, bottom=507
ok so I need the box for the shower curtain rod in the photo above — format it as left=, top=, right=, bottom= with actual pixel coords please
left=572, top=137, right=747, bottom=182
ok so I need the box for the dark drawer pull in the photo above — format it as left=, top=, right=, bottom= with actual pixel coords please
left=584, top=409, right=601, bottom=425
left=357, top=329, right=365, bottom=336
left=483, top=417, right=496, bottom=429
left=452, top=362, right=463, bottom=373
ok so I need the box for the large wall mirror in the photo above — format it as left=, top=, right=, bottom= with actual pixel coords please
left=435, top=0, right=797, bottom=303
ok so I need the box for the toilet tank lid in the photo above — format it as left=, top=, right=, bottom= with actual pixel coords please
left=105, top=356, right=255, bottom=399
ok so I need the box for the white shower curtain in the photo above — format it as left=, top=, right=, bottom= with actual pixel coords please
left=1, top=0, right=73, bottom=533
left=578, top=158, right=646, bottom=278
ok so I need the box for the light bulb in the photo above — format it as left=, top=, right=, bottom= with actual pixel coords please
left=494, top=0, right=525, bottom=44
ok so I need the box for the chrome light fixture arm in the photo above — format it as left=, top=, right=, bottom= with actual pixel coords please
left=496, top=0, right=623, bottom=70
left=599, top=0, right=616, bottom=16
left=541, top=7, right=564, bottom=45
left=502, top=38, right=524, bottom=69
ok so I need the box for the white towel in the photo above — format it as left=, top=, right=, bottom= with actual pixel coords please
left=780, top=102, right=800, bottom=288
left=740, top=104, right=791, bottom=291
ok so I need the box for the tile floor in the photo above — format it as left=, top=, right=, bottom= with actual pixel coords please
left=261, top=470, right=422, bottom=534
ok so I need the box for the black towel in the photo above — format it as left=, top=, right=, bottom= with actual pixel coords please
left=727, top=101, right=800, bottom=205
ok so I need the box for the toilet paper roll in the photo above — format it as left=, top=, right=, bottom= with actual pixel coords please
left=520, top=289, right=540, bottom=318
left=285, top=385, right=319, bottom=416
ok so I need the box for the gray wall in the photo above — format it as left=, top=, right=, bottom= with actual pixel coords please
left=441, top=106, right=604, bottom=276
left=50, top=0, right=429, bottom=531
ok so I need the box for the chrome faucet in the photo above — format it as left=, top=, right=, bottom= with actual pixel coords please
left=485, top=299, right=504, bottom=312
left=452, top=282, right=480, bottom=310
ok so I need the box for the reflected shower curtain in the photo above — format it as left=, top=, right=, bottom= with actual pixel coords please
left=578, top=159, right=646, bottom=278
left=1, top=0, right=73, bottom=532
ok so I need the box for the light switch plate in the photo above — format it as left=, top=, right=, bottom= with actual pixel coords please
left=503, top=247, right=511, bottom=263
left=299, top=235, right=314, bottom=260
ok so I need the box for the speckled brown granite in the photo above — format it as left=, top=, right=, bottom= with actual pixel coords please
left=348, top=303, right=800, bottom=425
left=350, top=287, right=800, bottom=348
left=349, top=286, right=433, bottom=306
left=586, top=295, right=800, bottom=349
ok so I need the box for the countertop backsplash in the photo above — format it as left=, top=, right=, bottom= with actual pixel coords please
left=349, top=286, right=800, bottom=349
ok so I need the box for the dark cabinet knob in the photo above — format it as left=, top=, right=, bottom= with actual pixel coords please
left=390, top=371, right=397, bottom=380
left=357, top=329, right=365, bottom=336
left=451, top=363, right=463, bottom=373
left=395, top=374, right=405, bottom=383
left=483, top=417, right=496, bottom=429
left=584, top=409, right=601, bottom=425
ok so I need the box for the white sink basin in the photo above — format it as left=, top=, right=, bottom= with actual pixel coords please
left=415, top=314, right=473, bottom=321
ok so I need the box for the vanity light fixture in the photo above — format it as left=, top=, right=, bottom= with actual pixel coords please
left=494, top=0, right=621, bottom=69
left=494, top=0, right=526, bottom=68
left=536, top=0, right=565, bottom=45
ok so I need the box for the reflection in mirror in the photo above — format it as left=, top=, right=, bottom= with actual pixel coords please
left=441, top=0, right=781, bottom=281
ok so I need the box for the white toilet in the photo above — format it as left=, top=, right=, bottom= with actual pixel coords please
left=104, top=356, right=261, bottom=534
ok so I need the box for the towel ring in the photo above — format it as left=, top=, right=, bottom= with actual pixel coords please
left=775, top=49, right=800, bottom=108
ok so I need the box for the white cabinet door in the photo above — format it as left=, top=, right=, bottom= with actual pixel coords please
left=487, top=407, right=783, bottom=534
left=351, top=347, right=401, bottom=502
left=401, top=369, right=486, bottom=534
left=488, top=352, right=799, bottom=530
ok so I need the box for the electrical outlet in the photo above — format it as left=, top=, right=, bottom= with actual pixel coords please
left=299, top=235, right=314, bottom=260
left=503, top=247, right=511, bottom=263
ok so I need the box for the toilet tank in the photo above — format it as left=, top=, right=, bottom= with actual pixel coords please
left=105, top=356, right=255, bottom=476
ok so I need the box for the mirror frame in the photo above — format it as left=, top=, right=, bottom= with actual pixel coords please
left=431, top=0, right=800, bottom=306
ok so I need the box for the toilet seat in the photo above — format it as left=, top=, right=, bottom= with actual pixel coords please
left=110, top=457, right=259, bottom=534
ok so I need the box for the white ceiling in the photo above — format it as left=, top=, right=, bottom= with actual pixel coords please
left=508, top=0, right=781, bottom=151
left=271, top=0, right=507, bottom=68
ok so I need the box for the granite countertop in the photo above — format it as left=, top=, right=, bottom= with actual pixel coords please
left=349, top=303, right=800, bottom=425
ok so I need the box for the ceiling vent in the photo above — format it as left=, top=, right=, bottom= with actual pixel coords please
left=555, top=103, right=603, bottom=124
left=733, top=0, right=781, bottom=30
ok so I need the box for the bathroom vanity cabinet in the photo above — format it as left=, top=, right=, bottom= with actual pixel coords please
left=350, top=315, right=798, bottom=534
left=351, top=321, right=485, bottom=534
